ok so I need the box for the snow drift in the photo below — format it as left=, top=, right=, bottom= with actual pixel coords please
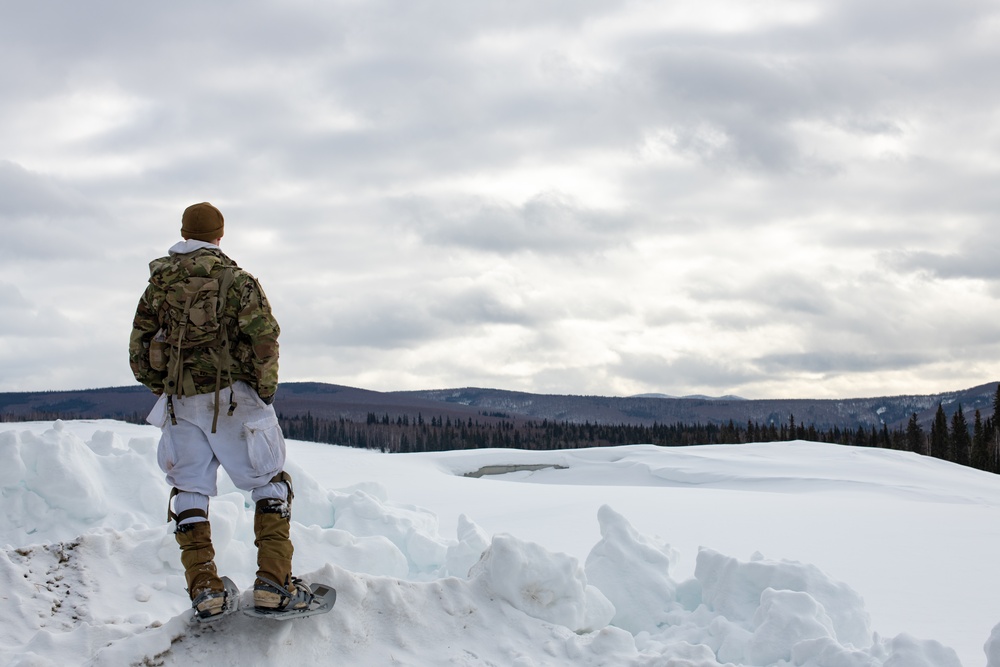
left=0, top=420, right=990, bottom=666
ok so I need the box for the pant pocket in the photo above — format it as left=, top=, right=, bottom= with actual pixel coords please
left=147, top=395, right=169, bottom=428
left=243, top=413, right=286, bottom=475
left=157, top=430, right=177, bottom=473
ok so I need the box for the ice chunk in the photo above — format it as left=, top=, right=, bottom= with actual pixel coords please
left=987, top=622, right=1000, bottom=667
left=584, top=504, right=679, bottom=634
left=331, top=490, right=448, bottom=576
left=695, top=548, right=871, bottom=649
left=0, top=431, right=26, bottom=489
left=882, top=633, right=962, bottom=667
left=19, top=428, right=108, bottom=522
left=446, top=514, right=490, bottom=577
left=472, top=533, right=614, bottom=633
left=748, top=588, right=836, bottom=665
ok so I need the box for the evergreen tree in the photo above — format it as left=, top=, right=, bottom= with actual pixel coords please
left=992, top=385, right=1000, bottom=472
left=951, top=404, right=971, bottom=467
left=264, top=390, right=1000, bottom=474
left=930, top=404, right=950, bottom=461
left=972, top=409, right=988, bottom=471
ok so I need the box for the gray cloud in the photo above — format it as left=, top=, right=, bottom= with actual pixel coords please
left=616, top=352, right=762, bottom=392
left=1, top=0, right=999, bottom=398
left=688, top=273, right=837, bottom=318
left=0, top=162, right=118, bottom=261
left=401, top=193, right=636, bottom=255
left=755, top=351, right=934, bottom=376
left=283, top=282, right=545, bottom=351
left=0, top=283, right=73, bottom=336
left=883, top=232, right=1000, bottom=282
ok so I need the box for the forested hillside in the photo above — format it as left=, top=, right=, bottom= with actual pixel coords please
left=3, top=381, right=998, bottom=474
left=278, top=385, right=1000, bottom=475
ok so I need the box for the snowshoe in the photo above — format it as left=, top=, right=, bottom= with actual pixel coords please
left=243, top=577, right=336, bottom=621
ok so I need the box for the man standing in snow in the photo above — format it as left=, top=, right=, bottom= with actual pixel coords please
left=129, top=202, right=311, bottom=620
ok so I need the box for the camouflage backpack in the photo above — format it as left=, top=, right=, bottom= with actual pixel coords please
left=150, top=263, right=238, bottom=432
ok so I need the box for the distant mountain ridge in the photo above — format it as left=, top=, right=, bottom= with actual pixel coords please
left=3, top=381, right=995, bottom=432
left=631, top=393, right=748, bottom=401
left=398, top=382, right=999, bottom=430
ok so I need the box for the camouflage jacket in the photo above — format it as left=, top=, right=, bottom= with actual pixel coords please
left=129, top=243, right=280, bottom=401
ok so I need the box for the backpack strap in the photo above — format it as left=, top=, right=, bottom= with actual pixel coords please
left=163, top=290, right=197, bottom=425
left=210, top=267, right=238, bottom=433
left=167, top=294, right=196, bottom=399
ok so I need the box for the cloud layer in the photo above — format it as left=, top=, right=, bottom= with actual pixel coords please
left=2, top=0, right=999, bottom=399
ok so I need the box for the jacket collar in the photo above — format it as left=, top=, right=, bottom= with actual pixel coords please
left=168, top=239, right=220, bottom=256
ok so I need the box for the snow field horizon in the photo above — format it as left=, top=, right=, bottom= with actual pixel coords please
left=2, top=419, right=999, bottom=666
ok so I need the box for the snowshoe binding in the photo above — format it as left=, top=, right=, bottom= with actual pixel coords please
left=192, top=576, right=240, bottom=623
left=243, top=576, right=336, bottom=621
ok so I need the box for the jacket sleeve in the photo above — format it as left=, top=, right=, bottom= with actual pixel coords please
left=237, top=275, right=281, bottom=402
left=129, top=284, right=166, bottom=394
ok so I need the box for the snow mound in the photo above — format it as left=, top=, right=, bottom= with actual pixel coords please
left=987, top=623, right=1000, bottom=667
left=0, top=421, right=984, bottom=666
left=585, top=504, right=680, bottom=634
left=695, top=547, right=870, bottom=649
left=0, top=422, right=161, bottom=544
left=471, top=533, right=615, bottom=633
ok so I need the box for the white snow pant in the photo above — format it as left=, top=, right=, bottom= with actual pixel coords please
left=147, top=381, right=288, bottom=526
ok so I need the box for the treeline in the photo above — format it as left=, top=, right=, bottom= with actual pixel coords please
left=5, top=392, right=997, bottom=475
left=278, top=385, right=1000, bottom=475
left=0, top=409, right=143, bottom=423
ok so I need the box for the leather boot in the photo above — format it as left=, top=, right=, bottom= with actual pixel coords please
left=253, top=498, right=311, bottom=610
left=175, top=520, right=226, bottom=617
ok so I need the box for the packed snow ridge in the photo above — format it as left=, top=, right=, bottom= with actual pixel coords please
left=1, top=420, right=998, bottom=666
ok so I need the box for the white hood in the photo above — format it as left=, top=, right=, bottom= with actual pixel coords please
left=168, top=239, right=219, bottom=255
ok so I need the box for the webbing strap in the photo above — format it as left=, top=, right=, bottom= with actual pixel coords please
left=271, top=470, right=294, bottom=504
left=167, top=487, right=180, bottom=523
left=172, top=295, right=194, bottom=399
left=210, top=268, right=238, bottom=433
left=254, top=471, right=294, bottom=517
left=176, top=508, right=208, bottom=524
left=167, top=487, right=209, bottom=524
left=255, top=575, right=294, bottom=599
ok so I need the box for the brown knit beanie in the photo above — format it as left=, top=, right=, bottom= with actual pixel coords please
left=181, top=202, right=225, bottom=242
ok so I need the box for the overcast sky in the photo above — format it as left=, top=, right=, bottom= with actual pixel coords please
left=2, top=0, right=999, bottom=400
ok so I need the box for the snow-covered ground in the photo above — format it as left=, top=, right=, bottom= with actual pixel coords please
left=2, top=419, right=999, bottom=666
